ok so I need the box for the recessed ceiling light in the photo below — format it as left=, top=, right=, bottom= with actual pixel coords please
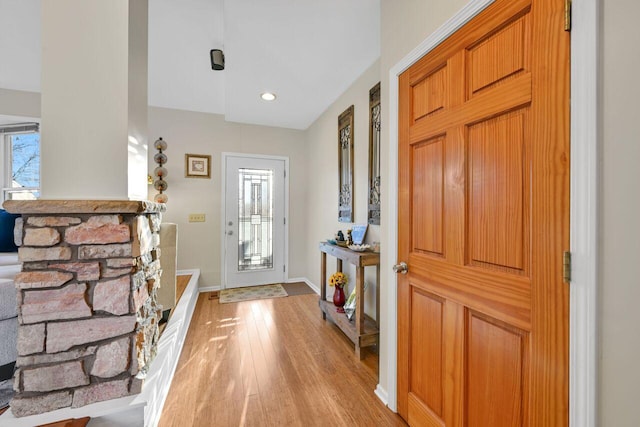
left=261, top=92, right=276, bottom=101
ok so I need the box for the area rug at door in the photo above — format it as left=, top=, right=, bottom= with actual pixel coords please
left=219, top=284, right=288, bottom=304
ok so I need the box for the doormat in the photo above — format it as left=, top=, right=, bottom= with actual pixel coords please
left=219, top=284, right=288, bottom=304
left=282, top=282, right=316, bottom=296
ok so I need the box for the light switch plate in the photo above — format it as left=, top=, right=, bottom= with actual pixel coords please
left=188, top=213, right=205, bottom=222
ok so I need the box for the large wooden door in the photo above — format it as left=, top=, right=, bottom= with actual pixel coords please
left=397, top=0, right=569, bottom=426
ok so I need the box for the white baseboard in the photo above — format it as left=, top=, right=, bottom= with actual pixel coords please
left=375, top=384, right=389, bottom=407
left=198, top=285, right=221, bottom=293
left=287, top=277, right=320, bottom=295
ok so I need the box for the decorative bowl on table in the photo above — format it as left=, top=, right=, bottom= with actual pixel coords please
left=348, top=244, right=370, bottom=252
left=336, top=240, right=348, bottom=247
left=326, top=239, right=337, bottom=245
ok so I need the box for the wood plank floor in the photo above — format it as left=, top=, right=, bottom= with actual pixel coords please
left=176, top=274, right=191, bottom=303
left=158, top=292, right=407, bottom=427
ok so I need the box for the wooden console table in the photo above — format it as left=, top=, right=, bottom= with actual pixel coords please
left=319, top=242, right=380, bottom=359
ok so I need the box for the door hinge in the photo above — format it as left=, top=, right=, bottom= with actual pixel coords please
left=564, top=0, right=572, bottom=32
left=563, top=251, right=572, bottom=283
left=284, top=170, right=286, bottom=178
left=284, top=217, right=286, bottom=225
left=283, top=265, right=286, bottom=273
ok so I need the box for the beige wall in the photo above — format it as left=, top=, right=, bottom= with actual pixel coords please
left=127, top=0, right=150, bottom=200
left=148, top=107, right=308, bottom=288
left=304, top=59, right=381, bottom=313
left=40, top=0, right=130, bottom=199
left=600, top=0, right=640, bottom=425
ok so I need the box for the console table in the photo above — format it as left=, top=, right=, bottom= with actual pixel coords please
left=319, top=242, right=380, bottom=359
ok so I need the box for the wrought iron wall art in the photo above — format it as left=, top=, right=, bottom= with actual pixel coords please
left=153, top=137, right=168, bottom=203
left=338, top=105, right=355, bottom=223
left=368, top=83, right=381, bottom=225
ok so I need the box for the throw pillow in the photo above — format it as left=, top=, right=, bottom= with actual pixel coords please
left=0, top=210, right=19, bottom=252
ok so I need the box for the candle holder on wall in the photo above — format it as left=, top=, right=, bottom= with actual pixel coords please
left=153, top=137, right=168, bottom=203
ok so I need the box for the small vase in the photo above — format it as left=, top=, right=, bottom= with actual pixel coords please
left=333, top=286, right=346, bottom=313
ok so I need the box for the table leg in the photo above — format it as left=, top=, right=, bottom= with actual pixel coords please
left=356, top=266, right=365, bottom=336
left=376, top=265, right=380, bottom=329
left=320, top=252, right=326, bottom=320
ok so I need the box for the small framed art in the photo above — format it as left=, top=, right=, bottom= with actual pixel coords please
left=351, top=224, right=368, bottom=245
left=185, top=154, right=211, bottom=178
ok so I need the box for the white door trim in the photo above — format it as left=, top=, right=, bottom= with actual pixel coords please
left=383, top=1, right=599, bottom=426
left=220, top=152, right=290, bottom=289
left=568, top=0, right=600, bottom=425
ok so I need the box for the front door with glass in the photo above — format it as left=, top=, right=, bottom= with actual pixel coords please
left=224, top=155, right=286, bottom=288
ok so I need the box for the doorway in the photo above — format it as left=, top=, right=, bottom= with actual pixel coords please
left=222, top=154, right=288, bottom=289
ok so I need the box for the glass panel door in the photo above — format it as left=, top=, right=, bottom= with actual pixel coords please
left=224, top=155, right=286, bottom=288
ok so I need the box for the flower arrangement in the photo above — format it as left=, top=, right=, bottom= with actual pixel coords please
left=329, top=272, right=348, bottom=289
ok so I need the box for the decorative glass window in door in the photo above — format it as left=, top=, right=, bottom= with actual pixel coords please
left=237, top=168, right=274, bottom=271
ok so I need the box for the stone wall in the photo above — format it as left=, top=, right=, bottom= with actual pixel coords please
left=3, top=200, right=165, bottom=417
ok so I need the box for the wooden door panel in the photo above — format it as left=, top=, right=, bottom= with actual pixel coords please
left=406, top=258, right=531, bottom=331
left=409, top=75, right=532, bottom=145
left=410, top=288, right=444, bottom=416
left=468, top=109, right=530, bottom=273
left=398, top=0, right=569, bottom=425
left=467, top=312, right=528, bottom=427
left=408, top=392, right=445, bottom=427
left=412, top=137, right=445, bottom=255
left=467, top=14, right=529, bottom=97
left=412, top=66, right=447, bottom=122
left=407, top=0, right=531, bottom=90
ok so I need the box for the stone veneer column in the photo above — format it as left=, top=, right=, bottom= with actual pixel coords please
left=3, top=200, right=165, bottom=417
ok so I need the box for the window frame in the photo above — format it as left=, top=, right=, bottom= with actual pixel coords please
left=0, top=123, right=41, bottom=203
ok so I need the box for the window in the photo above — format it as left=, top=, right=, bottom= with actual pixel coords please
left=1, top=123, right=40, bottom=202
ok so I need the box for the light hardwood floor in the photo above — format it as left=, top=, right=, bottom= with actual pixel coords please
left=159, top=292, right=407, bottom=427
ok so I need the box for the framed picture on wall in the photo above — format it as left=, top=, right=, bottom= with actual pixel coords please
left=185, top=154, right=211, bottom=178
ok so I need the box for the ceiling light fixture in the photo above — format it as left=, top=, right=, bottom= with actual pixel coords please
left=210, top=49, right=225, bottom=70
left=261, top=92, right=276, bottom=101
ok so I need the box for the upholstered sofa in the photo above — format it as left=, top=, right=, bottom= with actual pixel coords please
left=0, top=254, right=20, bottom=382
left=0, top=210, right=20, bottom=383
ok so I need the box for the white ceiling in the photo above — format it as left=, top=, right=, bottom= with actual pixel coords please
left=0, top=0, right=380, bottom=130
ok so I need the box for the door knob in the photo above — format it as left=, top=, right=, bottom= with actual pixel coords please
left=393, top=262, right=408, bottom=274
